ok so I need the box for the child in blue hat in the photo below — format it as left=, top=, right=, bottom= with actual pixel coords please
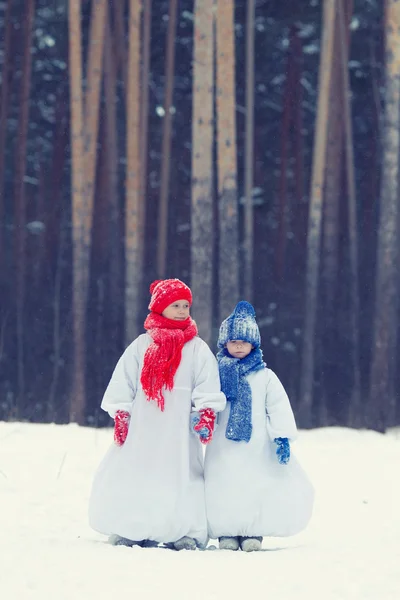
left=204, top=301, right=314, bottom=552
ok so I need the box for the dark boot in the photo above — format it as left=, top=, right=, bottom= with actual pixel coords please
left=239, top=536, right=263, bottom=552
left=110, top=535, right=144, bottom=547
left=172, top=536, right=197, bottom=551
left=219, top=536, right=240, bottom=551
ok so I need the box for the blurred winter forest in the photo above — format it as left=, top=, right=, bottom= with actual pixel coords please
left=0, top=0, right=397, bottom=432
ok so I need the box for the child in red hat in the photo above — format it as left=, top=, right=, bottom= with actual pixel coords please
left=89, top=279, right=226, bottom=550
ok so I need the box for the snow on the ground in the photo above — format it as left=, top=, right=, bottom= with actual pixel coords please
left=0, top=422, right=399, bottom=600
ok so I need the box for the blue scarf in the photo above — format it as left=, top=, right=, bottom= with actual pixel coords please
left=217, top=348, right=266, bottom=442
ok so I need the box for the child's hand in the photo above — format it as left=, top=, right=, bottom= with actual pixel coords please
left=114, top=410, right=130, bottom=446
left=274, top=437, right=290, bottom=465
left=190, top=408, right=216, bottom=445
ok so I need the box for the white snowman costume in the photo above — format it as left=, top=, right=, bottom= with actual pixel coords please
left=89, top=333, right=226, bottom=546
left=204, top=302, right=314, bottom=540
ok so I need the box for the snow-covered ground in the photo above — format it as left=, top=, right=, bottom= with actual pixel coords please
left=1, top=422, right=399, bottom=600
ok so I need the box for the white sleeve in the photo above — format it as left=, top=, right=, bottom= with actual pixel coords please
left=191, top=341, right=226, bottom=413
left=100, top=339, right=139, bottom=418
left=265, top=369, right=298, bottom=441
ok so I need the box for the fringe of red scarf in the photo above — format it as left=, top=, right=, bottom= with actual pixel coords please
left=140, top=313, right=198, bottom=411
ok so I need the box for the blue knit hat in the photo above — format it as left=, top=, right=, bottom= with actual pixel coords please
left=218, top=301, right=261, bottom=349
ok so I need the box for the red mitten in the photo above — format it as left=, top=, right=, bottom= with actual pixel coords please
left=114, top=410, right=130, bottom=446
left=193, top=407, right=216, bottom=445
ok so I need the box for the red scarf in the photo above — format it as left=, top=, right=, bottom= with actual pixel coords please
left=140, top=312, right=198, bottom=411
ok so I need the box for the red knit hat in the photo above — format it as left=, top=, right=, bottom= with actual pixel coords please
left=148, top=279, right=192, bottom=315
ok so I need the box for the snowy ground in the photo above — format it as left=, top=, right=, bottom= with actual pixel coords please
left=1, top=422, right=399, bottom=600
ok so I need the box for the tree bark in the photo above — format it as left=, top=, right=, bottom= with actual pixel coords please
left=104, top=10, right=121, bottom=355
left=157, top=0, right=178, bottom=279
left=0, top=0, right=14, bottom=275
left=191, top=0, right=214, bottom=345
left=322, top=0, right=353, bottom=313
left=46, top=84, right=67, bottom=277
left=113, top=0, right=128, bottom=85
left=82, top=0, right=107, bottom=298
left=276, top=27, right=296, bottom=285
left=322, top=7, right=342, bottom=316
left=243, top=0, right=255, bottom=302
left=139, top=0, right=151, bottom=291
left=298, top=0, right=336, bottom=427
left=125, top=0, right=143, bottom=344
left=292, top=29, right=306, bottom=272
left=69, top=0, right=87, bottom=424
left=216, top=0, right=239, bottom=321
left=368, top=0, right=400, bottom=431
left=14, top=0, right=35, bottom=418
left=337, top=0, right=361, bottom=427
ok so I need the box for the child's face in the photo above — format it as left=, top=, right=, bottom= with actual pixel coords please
left=226, top=340, right=253, bottom=358
left=162, top=299, right=190, bottom=321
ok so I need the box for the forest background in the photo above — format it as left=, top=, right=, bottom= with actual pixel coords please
left=0, top=0, right=396, bottom=433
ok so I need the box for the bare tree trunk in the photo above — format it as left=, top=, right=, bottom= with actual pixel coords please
left=14, top=0, right=35, bottom=418
left=298, top=0, right=336, bottom=427
left=216, top=0, right=239, bottom=321
left=47, top=215, right=66, bottom=423
left=82, top=0, right=107, bottom=296
left=337, top=0, right=361, bottom=427
left=46, top=84, right=67, bottom=276
left=276, top=27, right=296, bottom=285
left=69, top=0, right=86, bottom=424
left=322, top=10, right=342, bottom=315
left=104, top=10, right=121, bottom=355
left=33, top=147, right=46, bottom=291
left=322, top=0, right=353, bottom=313
left=243, top=0, right=255, bottom=301
left=368, top=0, right=400, bottom=431
left=139, top=0, right=151, bottom=291
left=125, top=0, right=143, bottom=344
left=0, top=0, right=14, bottom=274
left=157, top=0, right=178, bottom=279
left=191, top=0, right=214, bottom=345
left=113, top=0, right=128, bottom=84
left=292, top=29, right=306, bottom=269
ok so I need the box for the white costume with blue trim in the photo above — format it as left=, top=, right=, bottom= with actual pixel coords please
left=205, top=366, right=314, bottom=538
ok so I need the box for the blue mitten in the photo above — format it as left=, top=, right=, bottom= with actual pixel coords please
left=274, top=437, right=290, bottom=465
left=190, top=412, right=209, bottom=442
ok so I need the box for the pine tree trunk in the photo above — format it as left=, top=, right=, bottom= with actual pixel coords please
left=47, top=214, right=66, bottom=423
left=243, top=0, right=255, bottom=301
left=33, top=147, right=46, bottom=291
left=69, top=0, right=87, bottom=424
left=82, top=0, right=107, bottom=297
left=139, top=0, right=151, bottom=291
left=14, top=0, right=35, bottom=418
left=276, top=27, right=296, bottom=285
left=216, top=0, right=239, bottom=322
left=191, top=0, right=214, bottom=345
left=113, top=0, right=128, bottom=85
left=125, top=0, right=143, bottom=344
left=157, top=0, right=178, bottom=279
left=292, top=29, right=306, bottom=275
left=322, top=8, right=342, bottom=316
left=298, top=0, right=336, bottom=428
left=104, top=11, right=121, bottom=357
left=320, top=0, right=353, bottom=426
left=46, top=84, right=67, bottom=277
left=368, top=0, right=400, bottom=432
left=322, top=0, right=353, bottom=313
left=337, top=0, right=361, bottom=427
left=0, top=0, right=14, bottom=275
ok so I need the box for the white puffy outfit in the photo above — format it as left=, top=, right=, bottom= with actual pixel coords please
left=89, top=334, right=226, bottom=545
left=204, top=368, right=314, bottom=538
